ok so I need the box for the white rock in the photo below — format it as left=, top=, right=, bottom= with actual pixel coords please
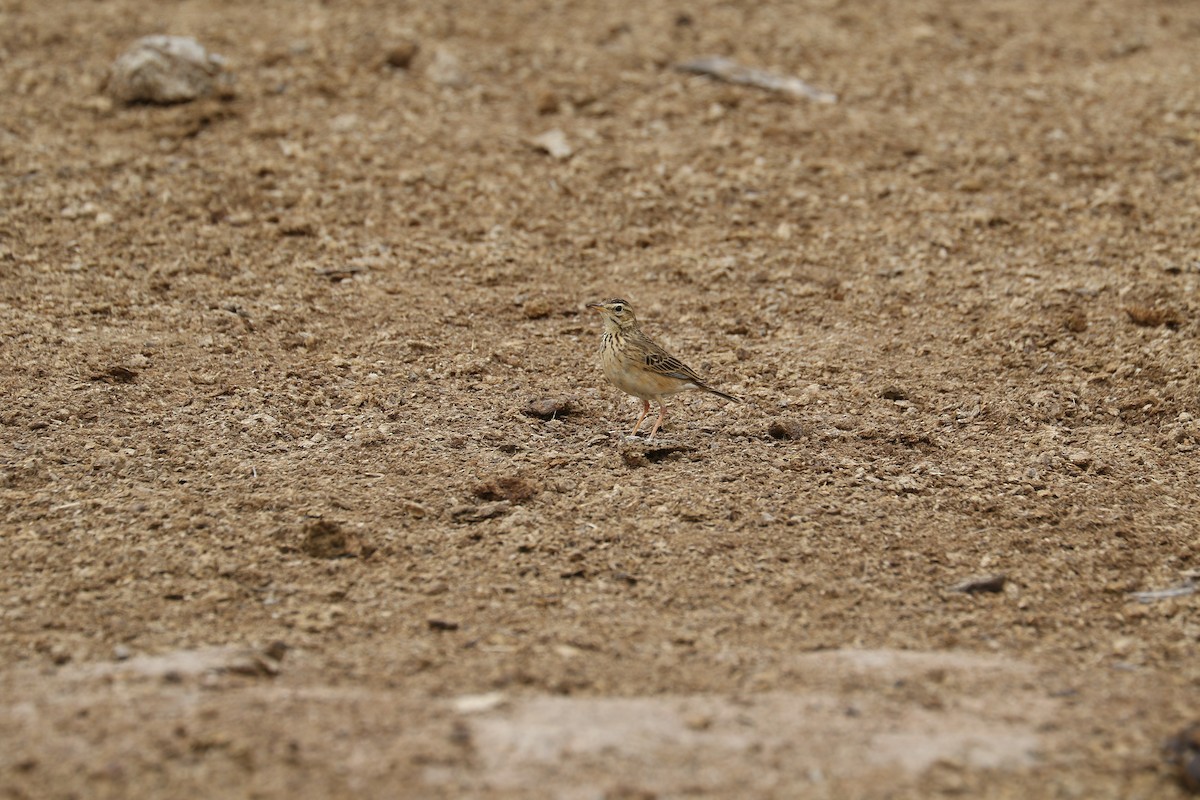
left=452, top=692, right=508, bottom=714
left=106, top=35, right=224, bottom=105
left=428, top=48, right=467, bottom=87
left=529, top=129, right=573, bottom=160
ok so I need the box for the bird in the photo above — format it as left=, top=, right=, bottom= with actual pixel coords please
left=585, top=298, right=740, bottom=439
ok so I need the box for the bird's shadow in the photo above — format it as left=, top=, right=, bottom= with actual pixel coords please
left=613, top=434, right=697, bottom=465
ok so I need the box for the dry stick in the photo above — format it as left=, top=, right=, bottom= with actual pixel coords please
left=1128, top=581, right=1196, bottom=603
left=675, top=56, right=838, bottom=104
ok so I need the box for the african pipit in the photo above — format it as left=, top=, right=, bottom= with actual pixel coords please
left=586, top=298, right=740, bottom=439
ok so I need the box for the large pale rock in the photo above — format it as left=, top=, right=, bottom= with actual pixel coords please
left=105, top=35, right=224, bottom=105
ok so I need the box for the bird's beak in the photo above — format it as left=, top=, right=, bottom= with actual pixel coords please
left=586, top=302, right=604, bottom=312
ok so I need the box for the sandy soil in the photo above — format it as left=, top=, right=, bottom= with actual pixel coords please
left=2, top=0, right=1199, bottom=797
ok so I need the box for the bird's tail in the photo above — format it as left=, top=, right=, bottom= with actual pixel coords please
left=701, top=385, right=741, bottom=403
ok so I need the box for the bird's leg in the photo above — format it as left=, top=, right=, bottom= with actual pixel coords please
left=647, top=400, right=668, bottom=439
left=629, top=399, right=651, bottom=437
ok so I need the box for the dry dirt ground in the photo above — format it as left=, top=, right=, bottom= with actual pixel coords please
left=2, top=1, right=1200, bottom=798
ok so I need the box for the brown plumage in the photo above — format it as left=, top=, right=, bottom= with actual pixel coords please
left=586, top=298, right=739, bottom=438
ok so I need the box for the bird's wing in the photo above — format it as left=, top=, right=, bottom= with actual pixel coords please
left=640, top=339, right=704, bottom=384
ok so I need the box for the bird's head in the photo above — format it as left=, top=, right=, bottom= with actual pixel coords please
left=586, top=298, right=638, bottom=332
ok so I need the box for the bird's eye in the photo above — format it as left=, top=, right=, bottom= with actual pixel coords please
left=613, top=304, right=623, bottom=313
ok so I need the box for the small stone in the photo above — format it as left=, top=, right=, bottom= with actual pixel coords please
left=105, top=35, right=223, bottom=105
left=61, top=202, right=98, bottom=220
left=1065, top=449, right=1092, bottom=469
left=949, top=574, right=1007, bottom=594
left=223, top=645, right=286, bottom=678
left=529, top=129, right=573, bottom=160
left=452, top=692, right=507, bottom=713
left=473, top=476, right=539, bottom=503
left=401, top=499, right=428, bottom=517
left=450, top=501, right=511, bottom=523
left=535, top=90, right=560, bottom=115
left=278, top=214, right=316, bottom=237
left=1125, top=304, right=1184, bottom=328
left=91, top=366, right=138, bottom=384
left=428, top=48, right=467, bottom=87
left=384, top=39, right=419, bottom=69
left=525, top=398, right=571, bottom=419
left=1166, top=722, right=1200, bottom=792
left=299, top=519, right=372, bottom=559
left=620, top=446, right=649, bottom=468
left=521, top=296, right=554, bottom=319
left=329, top=113, right=359, bottom=133
left=263, top=641, right=289, bottom=662
left=768, top=419, right=805, bottom=440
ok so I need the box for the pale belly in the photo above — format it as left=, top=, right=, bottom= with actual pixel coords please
left=600, top=348, right=696, bottom=401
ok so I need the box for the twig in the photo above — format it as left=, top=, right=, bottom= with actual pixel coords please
left=1128, top=581, right=1195, bottom=603
left=676, top=56, right=837, bottom=103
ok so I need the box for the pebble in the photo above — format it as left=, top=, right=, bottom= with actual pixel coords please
left=428, top=48, right=467, bottom=87
left=521, top=296, right=555, bottom=319
left=768, top=419, right=805, bottom=440
left=1166, top=722, right=1200, bottom=792
left=529, top=129, right=573, bottom=160
left=300, top=519, right=372, bottom=559
left=450, top=501, right=510, bottom=523
left=105, top=35, right=224, bottom=105
left=525, top=398, right=571, bottom=419
left=384, top=39, right=419, bottom=69
left=949, top=574, right=1007, bottom=594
